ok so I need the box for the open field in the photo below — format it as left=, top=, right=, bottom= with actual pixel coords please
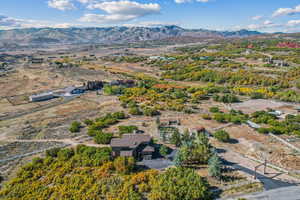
left=231, top=99, right=299, bottom=114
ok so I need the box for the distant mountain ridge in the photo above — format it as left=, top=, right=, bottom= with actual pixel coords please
left=0, top=25, right=263, bottom=47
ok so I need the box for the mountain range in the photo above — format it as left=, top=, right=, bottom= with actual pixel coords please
left=0, top=25, right=262, bottom=48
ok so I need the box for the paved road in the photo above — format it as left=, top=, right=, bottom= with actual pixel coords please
left=229, top=186, right=300, bottom=200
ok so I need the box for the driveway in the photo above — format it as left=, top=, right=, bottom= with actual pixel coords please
left=228, top=186, right=300, bottom=200
left=220, top=149, right=300, bottom=191
left=138, top=158, right=174, bottom=170
left=137, top=149, right=177, bottom=170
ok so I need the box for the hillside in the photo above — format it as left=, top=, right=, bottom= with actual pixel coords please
left=0, top=26, right=262, bottom=47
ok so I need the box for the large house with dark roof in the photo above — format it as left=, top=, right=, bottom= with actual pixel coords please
left=110, top=134, right=154, bottom=160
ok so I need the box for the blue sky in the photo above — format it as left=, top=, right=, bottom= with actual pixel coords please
left=0, top=0, right=300, bottom=32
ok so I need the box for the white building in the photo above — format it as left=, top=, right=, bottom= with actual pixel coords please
left=29, top=92, right=54, bottom=102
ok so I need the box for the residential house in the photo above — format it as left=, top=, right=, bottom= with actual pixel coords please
left=110, top=134, right=154, bottom=160
left=84, top=81, right=103, bottom=90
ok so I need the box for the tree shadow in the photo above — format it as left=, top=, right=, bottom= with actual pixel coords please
left=215, top=148, right=227, bottom=154
left=228, top=138, right=239, bottom=144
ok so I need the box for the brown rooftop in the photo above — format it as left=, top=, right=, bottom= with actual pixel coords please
left=142, top=145, right=155, bottom=153
left=110, top=134, right=151, bottom=148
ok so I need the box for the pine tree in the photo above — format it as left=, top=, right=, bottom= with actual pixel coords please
left=208, top=153, right=222, bottom=180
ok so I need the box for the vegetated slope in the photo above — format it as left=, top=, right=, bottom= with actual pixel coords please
left=0, top=25, right=262, bottom=47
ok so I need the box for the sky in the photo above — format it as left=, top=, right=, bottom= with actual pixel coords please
left=0, top=0, right=300, bottom=32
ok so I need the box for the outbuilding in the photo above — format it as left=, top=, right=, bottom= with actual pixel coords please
left=29, top=92, right=54, bottom=102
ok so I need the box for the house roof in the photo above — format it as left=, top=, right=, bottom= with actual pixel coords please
left=30, top=92, right=53, bottom=99
left=110, top=134, right=151, bottom=148
left=142, top=145, right=155, bottom=153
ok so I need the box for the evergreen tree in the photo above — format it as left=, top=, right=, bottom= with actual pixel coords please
left=159, top=145, right=169, bottom=157
left=208, top=153, right=222, bottom=180
left=170, top=130, right=181, bottom=147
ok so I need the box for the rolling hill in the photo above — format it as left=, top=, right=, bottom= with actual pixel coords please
left=0, top=25, right=262, bottom=47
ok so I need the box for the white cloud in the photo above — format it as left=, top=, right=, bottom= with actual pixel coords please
left=79, top=13, right=137, bottom=23
left=48, top=0, right=76, bottom=11
left=80, top=1, right=160, bottom=24
left=247, top=21, right=282, bottom=30
left=272, top=4, right=300, bottom=17
left=252, top=15, right=262, bottom=20
left=263, top=20, right=273, bottom=25
left=76, top=0, right=93, bottom=4
left=0, top=15, right=24, bottom=27
left=175, top=0, right=210, bottom=3
left=0, top=14, right=79, bottom=29
left=287, top=19, right=300, bottom=27
left=87, top=1, right=160, bottom=15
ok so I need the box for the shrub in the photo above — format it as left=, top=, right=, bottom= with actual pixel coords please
left=142, top=107, right=160, bottom=116
left=129, top=106, right=142, bottom=115
left=213, top=113, right=226, bottom=123
left=118, top=125, right=138, bottom=135
left=46, top=147, right=61, bottom=158
left=296, top=79, right=300, bottom=89
left=69, top=121, right=81, bottom=133
left=83, top=119, right=93, bottom=126
left=94, top=132, right=113, bottom=144
left=209, top=107, right=220, bottom=113
left=103, top=85, right=124, bottom=95
left=214, top=130, right=230, bottom=142
left=201, top=114, right=212, bottom=120
left=112, top=111, right=126, bottom=119
left=251, top=92, right=264, bottom=99
left=57, top=148, right=74, bottom=161
left=257, top=127, right=269, bottom=134
left=113, top=156, right=135, bottom=174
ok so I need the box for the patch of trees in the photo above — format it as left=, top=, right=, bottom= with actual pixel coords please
left=0, top=145, right=211, bottom=200
left=86, top=111, right=126, bottom=144
left=213, top=94, right=240, bottom=103
left=275, top=90, right=300, bottom=103
left=210, top=109, right=248, bottom=124
left=118, top=125, right=138, bottom=135
left=233, top=87, right=275, bottom=99
left=175, top=134, right=213, bottom=166
left=103, top=85, right=124, bottom=95
left=252, top=112, right=300, bottom=136
left=149, top=167, right=211, bottom=200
